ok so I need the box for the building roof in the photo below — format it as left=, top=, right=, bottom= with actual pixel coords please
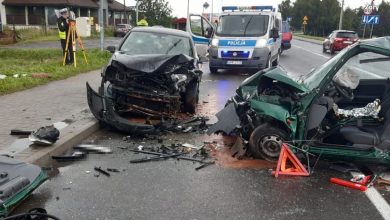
left=2, top=0, right=132, bottom=11
left=2, top=0, right=99, bottom=8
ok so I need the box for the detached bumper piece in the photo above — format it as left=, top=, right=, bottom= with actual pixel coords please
left=0, top=156, right=47, bottom=217
left=87, top=82, right=157, bottom=134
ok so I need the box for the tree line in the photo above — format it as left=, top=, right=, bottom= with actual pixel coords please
left=278, top=0, right=390, bottom=37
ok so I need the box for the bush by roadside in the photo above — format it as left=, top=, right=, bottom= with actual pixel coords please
left=0, top=48, right=111, bottom=95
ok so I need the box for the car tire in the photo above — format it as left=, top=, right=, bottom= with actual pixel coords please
left=272, top=52, right=280, bottom=67
left=249, top=123, right=288, bottom=161
left=330, top=45, right=335, bottom=54
left=322, top=45, right=326, bottom=53
left=184, top=80, right=199, bottom=113
left=209, top=67, right=218, bottom=74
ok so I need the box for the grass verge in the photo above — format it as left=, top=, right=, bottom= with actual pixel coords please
left=0, top=48, right=111, bottom=95
left=294, top=32, right=324, bottom=42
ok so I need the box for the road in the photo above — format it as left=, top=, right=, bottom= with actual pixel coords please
left=13, top=39, right=390, bottom=220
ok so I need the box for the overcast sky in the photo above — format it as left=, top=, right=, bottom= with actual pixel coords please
left=120, top=0, right=379, bottom=18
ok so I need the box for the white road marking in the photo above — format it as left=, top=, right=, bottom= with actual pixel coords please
left=293, top=44, right=330, bottom=59
left=351, top=172, right=390, bottom=220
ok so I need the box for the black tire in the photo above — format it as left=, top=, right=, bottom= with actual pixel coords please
left=249, top=123, right=288, bottom=161
left=322, top=45, right=326, bottom=53
left=209, top=67, right=218, bottom=74
left=330, top=45, right=335, bottom=54
left=184, top=80, right=199, bottom=113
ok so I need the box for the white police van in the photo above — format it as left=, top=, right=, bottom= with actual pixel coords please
left=207, top=6, right=282, bottom=73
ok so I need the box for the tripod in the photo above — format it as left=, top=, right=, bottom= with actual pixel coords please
left=62, top=20, right=88, bottom=67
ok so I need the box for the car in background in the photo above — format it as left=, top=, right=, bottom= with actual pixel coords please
left=87, top=27, right=203, bottom=134
left=323, top=30, right=359, bottom=54
left=114, top=24, right=132, bottom=37
left=281, top=21, right=292, bottom=53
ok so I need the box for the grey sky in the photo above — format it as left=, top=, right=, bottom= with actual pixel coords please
left=120, top=0, right=379, bottom=18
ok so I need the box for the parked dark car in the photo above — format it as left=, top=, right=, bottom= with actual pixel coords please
left=87, top=27, right=203, bottom=133
left=114, top=24, right=132, bottom=37
left=323, top=30, right=359, bottom=54
left=281, top=21, right=292, bottom=52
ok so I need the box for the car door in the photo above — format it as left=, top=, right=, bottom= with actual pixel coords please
left=187, top=14, right=214, bottom=57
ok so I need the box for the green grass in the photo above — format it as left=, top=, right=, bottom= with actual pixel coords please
left=293, top=32, right=325, bottom=41
left=0, top=48, right=111, bottom=95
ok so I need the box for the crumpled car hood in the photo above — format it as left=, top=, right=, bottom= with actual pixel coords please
left=111, top=53, right=194, bottom=73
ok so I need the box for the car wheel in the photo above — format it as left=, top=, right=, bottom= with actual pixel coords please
left=272, top=52, right=280, bottom=67
left=184, top=80, right=199, bottom=113
left=322, top=45, right=326, bottom=53
left=330, top=45, right=335, bottom=54
left=249, top=123, right=288, bottom=161
left=209, top=67, right=218, bottom=74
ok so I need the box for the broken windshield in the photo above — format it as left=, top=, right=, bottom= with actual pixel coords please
left=120, top=32, right=192, bottom=56
left=216, top=15, right=269, bottom=37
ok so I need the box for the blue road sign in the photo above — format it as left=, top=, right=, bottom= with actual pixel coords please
left=362, top=15, right=380, bottom=24
left=287, top=16, right=292, bottom=22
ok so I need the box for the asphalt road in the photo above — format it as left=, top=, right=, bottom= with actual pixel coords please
left=13, top=39, right=390, bottom=220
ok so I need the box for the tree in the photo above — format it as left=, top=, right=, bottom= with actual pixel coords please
left=137, top=0, right=173, bottom=27
left=374, top=1, right=390, bottom=36
left=278, top=0, right=293, bottom=21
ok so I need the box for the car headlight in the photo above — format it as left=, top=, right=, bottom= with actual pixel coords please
left=255, top=39, right=267, bottom=48
left=211, top=38, right=219, bottom=47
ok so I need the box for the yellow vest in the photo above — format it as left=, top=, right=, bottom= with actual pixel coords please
left=58, top=31, right=66, bottom=40
left=137, top=19, right=149, bottom=27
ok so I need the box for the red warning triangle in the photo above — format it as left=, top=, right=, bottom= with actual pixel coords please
left=272, top=143, right=310, bottom=177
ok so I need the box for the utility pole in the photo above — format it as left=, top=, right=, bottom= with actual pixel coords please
left=136, top=0, right=139, bottom=25
left=338, top=0, right=344, bottom=30
left=99, top=0, right=104, bottom=51
left=211, top=0, right=213, bottom=22
left=123, top=0, right=126, bottom=24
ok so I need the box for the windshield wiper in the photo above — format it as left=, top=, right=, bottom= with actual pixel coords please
left=360, top=57, right=390, bottom=64
left=165, top=39, right=182, bottom=54
left=243, top=16, right=254, bottom=37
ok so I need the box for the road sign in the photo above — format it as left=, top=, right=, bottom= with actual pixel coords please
left=362, top=15, right=380, bottom=24
left=287, top=16, right=292, bottom=22
left=364, top=4, right=373, bottom=15
left=303, top=16, right=308, bottom=21
left=302, top=21, right=307, bottom=25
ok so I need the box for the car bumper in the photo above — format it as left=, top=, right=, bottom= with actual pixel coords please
left=208, top=47, right=269, bottom=70
left=86, top=82, right=157, bottom=134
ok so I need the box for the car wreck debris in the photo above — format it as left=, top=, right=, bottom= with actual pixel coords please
left=10, top=129, right=32, bottom=136
left=52, top=151, right=86, bottom=161
left=94, top=167, right=111, bottom=177
left=87, top=54, right=202, bottom=134
left=130, top=152, right=184, bottom=163
left=74, top=144, right=112, bottom=154
left=28, top=126, right=60, bottom=146
left=335, top=99, right=381, bottom=118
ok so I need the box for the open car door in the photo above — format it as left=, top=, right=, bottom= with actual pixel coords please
left=187, top=14, right=214, bottom=58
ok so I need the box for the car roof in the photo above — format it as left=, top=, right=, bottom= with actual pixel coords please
left=333, top=30, right=356, bottom=33
left=130, top=27, right=191, bottom=38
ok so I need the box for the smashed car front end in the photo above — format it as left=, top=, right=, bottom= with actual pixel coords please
left=87, top=54, right=202, bottom=133
left=208, top=67, right=309, bottom=139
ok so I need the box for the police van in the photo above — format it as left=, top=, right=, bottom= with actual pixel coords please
left=207, top=6, right=282, bottom=73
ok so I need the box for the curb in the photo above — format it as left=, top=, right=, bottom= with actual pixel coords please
left=14, top=117, right=100, bottom=167
left=294, top=36, right=323, bottom=45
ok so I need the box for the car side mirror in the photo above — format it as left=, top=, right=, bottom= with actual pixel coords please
left=271, top=28, right=279, bottom=40
left=205, top=27, right=213, bottom=38
left=106, top=46, right=116, bottom=53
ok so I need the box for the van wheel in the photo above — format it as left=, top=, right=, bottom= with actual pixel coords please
left=249, top=123, right=288, bottom=161
left=272, top=53, right=280, bottom=67
left=209, top=67, right=218, bottom=74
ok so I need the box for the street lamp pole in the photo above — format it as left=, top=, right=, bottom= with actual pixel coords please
left=211, top=0, right=213, bottom=22
left=338, top=0, right=344, bottom=30
left=136, top=0, right=139, bottom=25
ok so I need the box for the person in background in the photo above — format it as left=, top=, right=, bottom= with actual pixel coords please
left=137, top=15, right=149, bottom=27
left=57, top=8, right=73, bottom=65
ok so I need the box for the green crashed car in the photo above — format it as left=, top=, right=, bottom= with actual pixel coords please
left=208, top=37, right=390, bottom=165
